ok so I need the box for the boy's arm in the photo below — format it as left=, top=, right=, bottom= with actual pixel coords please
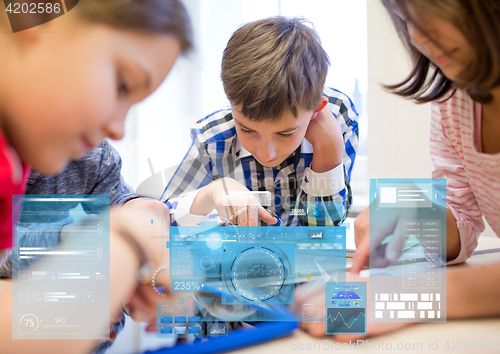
left=307, top=102, right=344, bottom=174
left=161, top=134, right=215, bottom=225
left=298, top=89, right=359, bottom=226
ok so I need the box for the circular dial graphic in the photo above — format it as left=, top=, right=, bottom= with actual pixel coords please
left=19, top=314, right=40, bottom=333
left=151, top=266, right=168, bottom=296
left=229, top=247, right=285, bottom=302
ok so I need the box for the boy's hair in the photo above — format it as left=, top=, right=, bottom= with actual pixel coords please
left=381, top=0, right=500, bottom=103
left=221, top=17, right=330, bottom=121
left=1, top=0, right=193, bottom=53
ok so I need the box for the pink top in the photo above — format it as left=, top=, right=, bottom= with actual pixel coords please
left=473, top=103, right=483, bottom=153
left=430, top=89, right=500, bottom=264
left=0, top=130, right=30, bottom=250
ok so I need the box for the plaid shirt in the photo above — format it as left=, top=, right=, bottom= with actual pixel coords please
left=162, top=87, right=358, bottom=226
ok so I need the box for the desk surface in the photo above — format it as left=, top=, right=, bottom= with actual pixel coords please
left=229, top=318, right=500, bottom=354
left=230, top=236, right=500, bottom=354
left=2, top=237, right=500, bottom=354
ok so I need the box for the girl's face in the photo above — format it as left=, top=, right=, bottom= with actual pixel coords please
left=398, top=7, right=474, bottom=81
left=0, top=11, right=181, bottom=174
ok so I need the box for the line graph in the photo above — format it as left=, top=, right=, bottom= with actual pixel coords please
left=326, top=308, right=366, bottom=334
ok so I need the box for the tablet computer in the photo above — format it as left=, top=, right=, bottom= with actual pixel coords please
left=143, top=284, right=299, bottom=354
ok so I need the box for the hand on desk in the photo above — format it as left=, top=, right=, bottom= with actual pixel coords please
left=123, top=283, right=197, bottom=334
left=352, top=206, right=419, bottom=274
left=123, top=283, right=164, bottom=325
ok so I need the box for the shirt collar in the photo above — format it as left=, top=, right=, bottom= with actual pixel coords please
left=233, top=136, right=314, bottom=160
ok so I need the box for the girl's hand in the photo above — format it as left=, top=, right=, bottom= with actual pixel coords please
left=352, top=205, right=420, bottom=275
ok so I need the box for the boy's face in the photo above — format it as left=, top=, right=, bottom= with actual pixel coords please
left=0, top=11, right=181, bottom=174
left=232, top=105, right=315, bottom=168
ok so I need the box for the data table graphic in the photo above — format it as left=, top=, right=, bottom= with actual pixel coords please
left=12, top=195, right=110, bottom=339
left=369, top=179, right=447, bottom=323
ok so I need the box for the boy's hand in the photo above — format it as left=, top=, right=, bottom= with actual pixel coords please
left=305, top=103, right=344, bottom=173
left=192, top=177, right=277, bottom=226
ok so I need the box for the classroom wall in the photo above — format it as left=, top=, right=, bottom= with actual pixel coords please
left=366, top=0, right=433, bottom=180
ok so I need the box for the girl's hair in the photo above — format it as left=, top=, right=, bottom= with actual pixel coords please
left=3, top=0, right=193, bottom=53
left=77, top=0, right=192, bottom=53
left=381, top=0, right=500, bottom=103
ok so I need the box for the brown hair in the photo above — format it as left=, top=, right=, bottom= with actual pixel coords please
left=381, top=0, right=500, bottom=103
left=221, top=16, right=330, bottom=121
left=2, top=0, right=193, bottom=53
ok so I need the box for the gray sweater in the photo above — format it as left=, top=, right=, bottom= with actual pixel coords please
left=0, top=139, right=135, bottom=276
left=0, top=140, right=135, bottom=353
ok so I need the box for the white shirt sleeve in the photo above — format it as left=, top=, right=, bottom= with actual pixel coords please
left=300, top=162, right=345, bottom=197
left=170, top=189, right=218, bottom=226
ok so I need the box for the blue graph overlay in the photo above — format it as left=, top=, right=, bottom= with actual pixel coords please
left=168, top=223, right=346, bottom=323
left=325, top=282, right=366, bottom=335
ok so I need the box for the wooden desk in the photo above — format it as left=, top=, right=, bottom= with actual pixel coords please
left=3, top=238, right=500, bottom=353
left=229, top=318, right=500, bottom=354
left=230, top=236, right=500, bottom=354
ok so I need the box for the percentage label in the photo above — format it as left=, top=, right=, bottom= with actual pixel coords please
left=173, top=280, right=201, bottom=292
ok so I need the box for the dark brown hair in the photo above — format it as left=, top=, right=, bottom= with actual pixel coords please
left=221, top=16, right=330, bottom=121
left=2, top=0, right=193, bottom=53
left=381, top=0, right=500, bottom=103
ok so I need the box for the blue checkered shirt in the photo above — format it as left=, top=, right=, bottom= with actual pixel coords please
left=162, top=87, right=358, bottom=226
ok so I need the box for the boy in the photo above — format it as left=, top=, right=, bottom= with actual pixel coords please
left=162, top=17, right=358, bottom=227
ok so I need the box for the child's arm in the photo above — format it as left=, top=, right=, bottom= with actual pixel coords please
left=353, top=99, right=481, bottom=273
left=447, top=261, right=500, bottom=318
left=189, top=177, right=277, bottom=226
left=161, top=136, right=216, bottom=225
left=306, top=103, right=344, bottom=173
left=428, top=101, right=483, bottom=262
left=297, top=261, right=500, bottom=340
left=0, top=206, right=162, bottom=354
left=161, top=117, right=218, bottom=204
left=161, top=115, right=276, bottom=225
left=296, top=89, right=358, bottom=226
